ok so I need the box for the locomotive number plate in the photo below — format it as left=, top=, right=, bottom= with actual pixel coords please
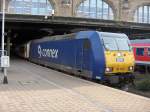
left=116, top=58, right=124, bottom=62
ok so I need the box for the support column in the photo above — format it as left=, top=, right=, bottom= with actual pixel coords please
left=5, top=0, right=10, bottom=12
left=1, top=0, right=9, bottom=12
left=0, top=3, right=1, bottom=12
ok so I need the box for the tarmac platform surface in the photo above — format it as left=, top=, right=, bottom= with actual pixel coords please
left=0, top=59, right=150, bottom=112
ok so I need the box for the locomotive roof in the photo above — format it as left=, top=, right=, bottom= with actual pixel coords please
left=76, top=31, right=127, bottom=38
left=99, top=32, right=128, bottom=38
left=32, top=31, right=128, bottom=43
left=32, top=33, right=76, bottom=43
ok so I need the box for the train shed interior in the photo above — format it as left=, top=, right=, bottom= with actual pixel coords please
left=0, top=15, right=150, bottom=57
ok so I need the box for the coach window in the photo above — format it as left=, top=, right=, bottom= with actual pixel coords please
left=76, top=0, right=114, bottom=20
left=148, top=48, right=150, bottom=56
left=134, top=5, right=150, bottom=23
left=136, top=48, right=145, bottom=56
left=8, top=0, right=53, bottom=15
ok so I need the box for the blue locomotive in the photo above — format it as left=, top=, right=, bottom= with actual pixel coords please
left=17, top=31, right=135, bottom=83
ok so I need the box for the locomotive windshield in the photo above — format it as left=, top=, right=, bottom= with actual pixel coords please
left=102, top=37, right=131, bottom=51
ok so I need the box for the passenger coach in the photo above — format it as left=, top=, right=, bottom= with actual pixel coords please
left=131, top=39, right=150, bottom=65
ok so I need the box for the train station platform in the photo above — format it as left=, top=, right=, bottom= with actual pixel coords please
left=0, top=59, right=150, bottom=112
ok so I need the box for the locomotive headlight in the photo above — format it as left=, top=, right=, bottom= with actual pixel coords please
left=105, top=67, right=113, bottom=72
left=128, top=66, right=134, bottom=71
left=117, top=53, right=122, bottom=57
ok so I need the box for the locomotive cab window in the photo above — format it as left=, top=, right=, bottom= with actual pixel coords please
left=102, top=36, right=130, bottom=51
left=136, top=48, right=145, bottom=56
left=102, top=37, right=118, bottom=51
left=115, top=38, right=131, bottom=51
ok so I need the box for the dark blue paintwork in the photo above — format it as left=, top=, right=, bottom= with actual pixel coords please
left=29, top=31, right=106, bottom=80
left=76, top=31, right=105, bottom=79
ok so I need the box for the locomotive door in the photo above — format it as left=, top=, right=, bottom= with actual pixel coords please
left=75, top=40, right=83, bottom=73
left=82, top=39, right=91, bottom=69
left=75, top=39, right=91, bottom=76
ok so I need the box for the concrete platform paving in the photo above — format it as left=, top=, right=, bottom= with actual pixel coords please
left=0, top=59, right=150, bottom=112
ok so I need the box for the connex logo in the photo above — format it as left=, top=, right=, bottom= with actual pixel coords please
left=38, top=45, right=58, bottom=59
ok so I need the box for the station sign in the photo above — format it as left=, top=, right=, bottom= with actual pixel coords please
left=0, top=56, right=10, bottom=68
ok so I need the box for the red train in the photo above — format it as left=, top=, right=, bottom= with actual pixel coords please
left=131, top=39, right=150, bottom=73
